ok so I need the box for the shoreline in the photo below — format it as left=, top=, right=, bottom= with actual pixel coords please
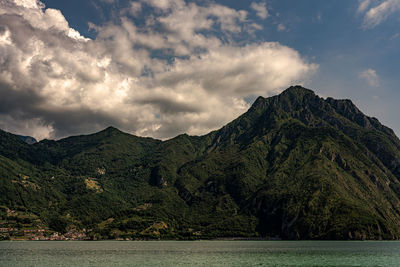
left=3, top=238, right=400, bottom=242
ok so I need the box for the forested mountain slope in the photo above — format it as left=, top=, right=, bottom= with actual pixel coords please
left=1, top=86, right=400, bottom=240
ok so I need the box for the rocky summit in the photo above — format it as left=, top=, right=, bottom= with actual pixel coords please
left=2, top=86, right=400, bottom=240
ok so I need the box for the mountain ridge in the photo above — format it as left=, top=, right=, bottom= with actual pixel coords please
left=1, top=86, right=400, bottom=240
left=4, top=86, right=394, bottom=144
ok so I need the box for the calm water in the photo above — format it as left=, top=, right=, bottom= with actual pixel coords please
left=1, top=241, right=400, bottom=266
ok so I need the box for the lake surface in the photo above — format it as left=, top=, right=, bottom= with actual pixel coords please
left=1, top=241, right=400, bottom=266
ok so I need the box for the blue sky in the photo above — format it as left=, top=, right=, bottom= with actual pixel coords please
left=1, top=0, right=399, bottom=139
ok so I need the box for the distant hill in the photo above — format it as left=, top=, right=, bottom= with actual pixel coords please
left=1, top=86, right=400, bottom=240
left=17, top=135, right=37, bottom=145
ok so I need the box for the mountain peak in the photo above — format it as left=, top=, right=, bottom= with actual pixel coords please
left=250, top=85, right=318, bottom=113
left=102, top=126, right=121, bottom=132
left=280, top=85, right=315, bottom=97
left=96, top=126, right=124, bottom=138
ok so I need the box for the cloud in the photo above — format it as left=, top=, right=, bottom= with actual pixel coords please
left=250, top=1, right=269, bottom=19
left=129, top=2, right=142, bottom=16
left=0, top=0, right=317, bottom=140
left=358, top=0, right=400, bottom=28
left=357, top=0, right=373, bottom=13
left=316, top=13, right=322, bottom=22
left=359, top=69, right=380, bottom=87
left=277, top=23, right=286, bottom=32
left=391, top=32, right=400, bottom=39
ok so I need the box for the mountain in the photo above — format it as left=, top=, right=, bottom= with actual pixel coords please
left=17, top=135, right=37, bottom=145
left=1, top=86, right=400, bottom=240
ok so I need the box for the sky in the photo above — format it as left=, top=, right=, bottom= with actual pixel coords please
left=0, top=0, right=399, bottom=140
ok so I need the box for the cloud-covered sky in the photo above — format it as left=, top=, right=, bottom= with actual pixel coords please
left=0, top=0, right=399, bottom=140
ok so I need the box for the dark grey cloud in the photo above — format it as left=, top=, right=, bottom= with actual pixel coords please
left=136, top=95, right=202, bottom=114
left=0, top=82, right=44, bottom=114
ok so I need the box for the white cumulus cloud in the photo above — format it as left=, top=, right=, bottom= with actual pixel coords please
left=0, top=0, right=317, bottom=140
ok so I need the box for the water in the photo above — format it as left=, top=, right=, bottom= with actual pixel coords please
left=1, top=241, right=400, bottom=266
